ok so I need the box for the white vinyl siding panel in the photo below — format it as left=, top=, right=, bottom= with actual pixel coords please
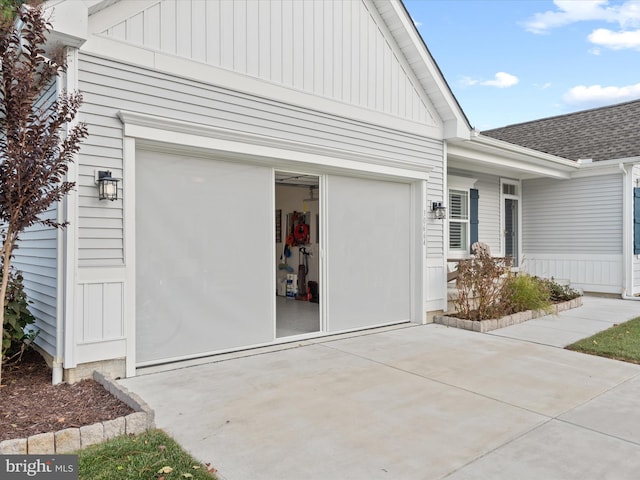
left=100, top=0, right=436, bottom=125
left=522, top=175, right=622, bottom=254
left=11, top=82, right=60, bottom=357
left=77, top=53, right=443, bottom=265
left=475, top=173, right=501, bottom=255
left=12, top=206, right=58, bottom=357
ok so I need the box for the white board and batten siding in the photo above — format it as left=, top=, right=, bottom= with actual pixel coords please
left=522, top=174, right=623, bottom=293
left=98, top=0, right=438, bottom=127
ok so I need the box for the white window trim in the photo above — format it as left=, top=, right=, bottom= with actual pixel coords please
left=447, top=176, right=477, bottom=258
left=500, top=178, right=522, bottom=268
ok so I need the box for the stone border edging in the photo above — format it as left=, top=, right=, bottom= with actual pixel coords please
left=0, top=372, right=155, bottom=455
left=434, top=297, right=583, bottom=333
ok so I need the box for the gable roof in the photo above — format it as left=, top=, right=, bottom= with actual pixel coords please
left=47, top=0, right=472, bottom=141
left=482, top=99, right=640, bottom=162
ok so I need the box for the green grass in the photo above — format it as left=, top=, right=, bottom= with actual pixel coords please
left=78, top=429, right=217, bottom=480
left=566, top=316, right=640, bottom=364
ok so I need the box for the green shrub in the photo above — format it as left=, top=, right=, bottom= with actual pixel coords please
left=502, top=273, right=552, bottom=315
left=2, top=268, right=38, bottom=363
left=538, top=277, right=582, bottom=302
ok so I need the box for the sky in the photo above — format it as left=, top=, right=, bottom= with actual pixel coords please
left=403, top=0, right=640, bottom=130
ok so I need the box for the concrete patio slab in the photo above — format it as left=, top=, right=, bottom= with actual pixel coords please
left=444, top=420, right=640, bottom=480
left=120, top=305, right=640, bottom=480
left=559, top=374, right=640, bottom=445
left=489, top=296, right=640, bottom=347
left=326, top=325, right=639, bottom=417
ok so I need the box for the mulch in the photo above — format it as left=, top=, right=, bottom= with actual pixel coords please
left=0, top=349, right=134, bottom=442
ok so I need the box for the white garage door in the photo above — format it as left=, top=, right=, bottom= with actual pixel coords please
left=136, top=151, right=274, bottom=364
left=326, top=175, right=412, bottom=331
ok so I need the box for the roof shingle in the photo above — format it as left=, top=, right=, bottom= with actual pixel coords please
left=482, top=99, right=640, bottom=162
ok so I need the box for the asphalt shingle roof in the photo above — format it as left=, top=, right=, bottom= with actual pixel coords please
left=482, top=99, right=640, bottom=162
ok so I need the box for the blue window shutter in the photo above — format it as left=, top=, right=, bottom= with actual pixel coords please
left=470, top=188, right=479, bottom=249
left=634, top=188, right=640, bottom=255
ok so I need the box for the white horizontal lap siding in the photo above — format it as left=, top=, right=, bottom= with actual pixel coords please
left=10, top=82, right=60, bottom=356
left=80, top=57, right=440, bottom=166
left=76, top=93, right=124, bottom=267
left=426, top=162, right=444, bottom=259
left=522, top=175, right=622, bottom=293
left=100, top=0, right=435, bottom=125
left=12, top=206, right=58, bottom=356
left=522, top=175, right=622, bottom=254
left=476, top=174, right=501, bottom=255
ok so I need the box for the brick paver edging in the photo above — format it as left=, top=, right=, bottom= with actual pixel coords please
left=0, top=371, right=155, bottom=454
left=434, top=297, right=583, bottom=333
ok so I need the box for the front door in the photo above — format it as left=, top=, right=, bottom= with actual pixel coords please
left=504, top=198, right=518, bottom=267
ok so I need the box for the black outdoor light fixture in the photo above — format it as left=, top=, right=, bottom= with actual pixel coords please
left=96, top=170, right=119, bottom=201
left=431, top=201, right=446, bottom=220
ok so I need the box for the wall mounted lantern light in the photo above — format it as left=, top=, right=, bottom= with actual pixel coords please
left=96, top=170, right=119, bottom=201
left=431, top=201, right=446, bottom=220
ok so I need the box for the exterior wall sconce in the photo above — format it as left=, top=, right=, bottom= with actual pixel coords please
left=431, top=201, right=446, bottom=220
left=96, top=170, right=119, bottom=201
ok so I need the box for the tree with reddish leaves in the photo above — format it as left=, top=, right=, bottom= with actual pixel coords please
left=0, top=1, right=87, bottom=383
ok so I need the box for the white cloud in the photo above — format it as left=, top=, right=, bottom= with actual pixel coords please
left=523, top=0, right=640, bottom=34
left=480, top=72, right=519, bottom=88
left=459, top=72, right=519, bottom=89
left=459, top=76, right=479, bottom=87
left=588, top=27, right=640, bottom=49
left=412, top=17, right=422, bottom=28
left=563, top=82, right=640, bottom=105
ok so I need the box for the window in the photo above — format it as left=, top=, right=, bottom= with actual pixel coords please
left=449, top=189, right=468, bottom=250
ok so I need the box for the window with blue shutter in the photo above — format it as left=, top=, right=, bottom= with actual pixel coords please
left=634, top=188, right=640, bottom=255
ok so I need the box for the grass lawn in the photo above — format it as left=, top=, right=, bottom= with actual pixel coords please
left=78, top=429, right=217, bottom=480
left=566, top=316, right=640, bottom=364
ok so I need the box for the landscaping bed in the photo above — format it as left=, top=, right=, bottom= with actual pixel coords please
left=0, top=350, right=154, bottom=454
left=434, top=297, right=583, bottom=333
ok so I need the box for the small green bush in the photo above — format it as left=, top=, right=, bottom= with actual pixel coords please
left=538, top=277, right=582, bottom=302
left=502, top=273, right=552, bottom=315
left=2, top=268, right=38, bottom=363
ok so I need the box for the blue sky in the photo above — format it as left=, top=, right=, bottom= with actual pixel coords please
left=404, top=0, right=640, bottom=130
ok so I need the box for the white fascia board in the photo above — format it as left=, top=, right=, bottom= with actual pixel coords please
left=45, top=1, right=88, bottom=48
left=385, top=0, right=471, bottom=140
left=80, top=34, right=442, bottom=139
left=447, top=139, right=575, bottom=180
left=119, top=111, right=432, bottom=182
left=570, top=156, right=640, bottom=178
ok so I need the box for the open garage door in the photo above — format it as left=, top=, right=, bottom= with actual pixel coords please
left=136, top=151, right=274, bottom=364
left=325, top=175, right=412, bottom=331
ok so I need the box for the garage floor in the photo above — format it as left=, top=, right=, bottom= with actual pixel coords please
left=121, top=298, right=640, bottom=480
left=276, top=296, right=319, bottom=337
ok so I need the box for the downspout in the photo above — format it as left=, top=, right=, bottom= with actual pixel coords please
left=52, top=73, right=65, bottom=385
left=618, top=163, right=640, bottom=300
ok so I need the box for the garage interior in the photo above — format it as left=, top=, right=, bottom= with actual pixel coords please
left=275, top=172, right=321, bottom=338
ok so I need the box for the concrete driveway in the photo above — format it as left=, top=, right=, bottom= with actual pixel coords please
left=120, top=303, right=640, bottom=480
